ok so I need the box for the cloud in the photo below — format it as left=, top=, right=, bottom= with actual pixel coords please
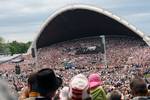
left=1, top=32, right=36, bottom=42
left=0, top=25, right=38, bottom=42
left=0, top=0, right=150, bottom=42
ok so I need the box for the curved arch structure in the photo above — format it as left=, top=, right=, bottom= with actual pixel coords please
left=30, top=4, right=150, bottom=52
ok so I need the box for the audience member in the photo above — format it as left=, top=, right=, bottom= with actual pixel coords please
left=0, top=79, right=17, bottom=100
left=130, top=77, right=149, bottom=100
left=88, top=73, right=107, bottom=100
left=19, top=72, right=39, bottom=100
left=68, top=74, right=90, bottom=100
left=108, top=90, right=123, bottom=100
left=25, top=68, right=62, bottom=100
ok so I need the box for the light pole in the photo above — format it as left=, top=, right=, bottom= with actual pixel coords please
left=100, top=35, right=108, bottom=68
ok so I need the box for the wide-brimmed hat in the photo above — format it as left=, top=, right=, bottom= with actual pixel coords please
left=88, top=73, right=102, bottom=88
left=36, top=68, right=62, bottom=92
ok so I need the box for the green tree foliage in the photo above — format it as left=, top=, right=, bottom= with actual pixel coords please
left=0, top=37, right=6, bottom=54
left=0, top=37, right=31, bottom=55
left=8, top=41, right=31, bottom=55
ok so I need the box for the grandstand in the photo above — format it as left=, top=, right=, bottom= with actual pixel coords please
left=28, top=4, right=149, bottom=99
left=28, top=4, right=149, bottom=96
left=27, top=4, right=149, bottom=70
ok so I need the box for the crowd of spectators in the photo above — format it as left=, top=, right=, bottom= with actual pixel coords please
left=0, top=36, right=149, bottom=100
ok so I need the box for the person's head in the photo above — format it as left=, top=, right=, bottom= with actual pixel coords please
left=28, top=72, right=38, bottom=92
left=130, top=77, right=148, bottom=97
left=148, top=84, right=150, bottom=90
left=0, top=79, right=17, bottom=100
left=36, top=68, right=62, bottom=97
left=59, top=86, right=69, bottom=100
left=109, top=90, right=123, bottom=100
left=69, top=74, right=90, bottom=100
left=88, top=73, right=102, bottom=89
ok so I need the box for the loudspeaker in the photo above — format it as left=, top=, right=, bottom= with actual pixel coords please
left=15, top=65, right=21, bottom=74
left=31, top=48, right=35, bottom=58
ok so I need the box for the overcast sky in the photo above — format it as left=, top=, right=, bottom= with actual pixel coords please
left=0, top=0, right=150, bottom=42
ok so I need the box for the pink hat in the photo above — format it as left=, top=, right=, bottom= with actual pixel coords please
left=88, top=73, right=102, bottom=88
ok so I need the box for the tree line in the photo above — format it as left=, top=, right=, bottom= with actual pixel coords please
left=0, top=37, right=31, bottom=55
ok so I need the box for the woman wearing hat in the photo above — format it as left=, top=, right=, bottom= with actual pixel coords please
left=88, top=73, right=107, bottom=100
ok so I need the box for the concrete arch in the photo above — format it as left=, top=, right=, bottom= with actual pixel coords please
left=30, top=4, right=150, bottom=53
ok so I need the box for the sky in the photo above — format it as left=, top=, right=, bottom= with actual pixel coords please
left=0, top=0, right=150, bottom=42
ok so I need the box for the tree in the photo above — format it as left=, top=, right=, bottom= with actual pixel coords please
left=0, top=37, right=31, bottom=55
left=8, top=41, right=31, bottom=55
left=0, top=37, right=5, bottom=54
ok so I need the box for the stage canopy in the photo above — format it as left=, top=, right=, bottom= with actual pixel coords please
left=31, top=4, right=149, bottom=50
